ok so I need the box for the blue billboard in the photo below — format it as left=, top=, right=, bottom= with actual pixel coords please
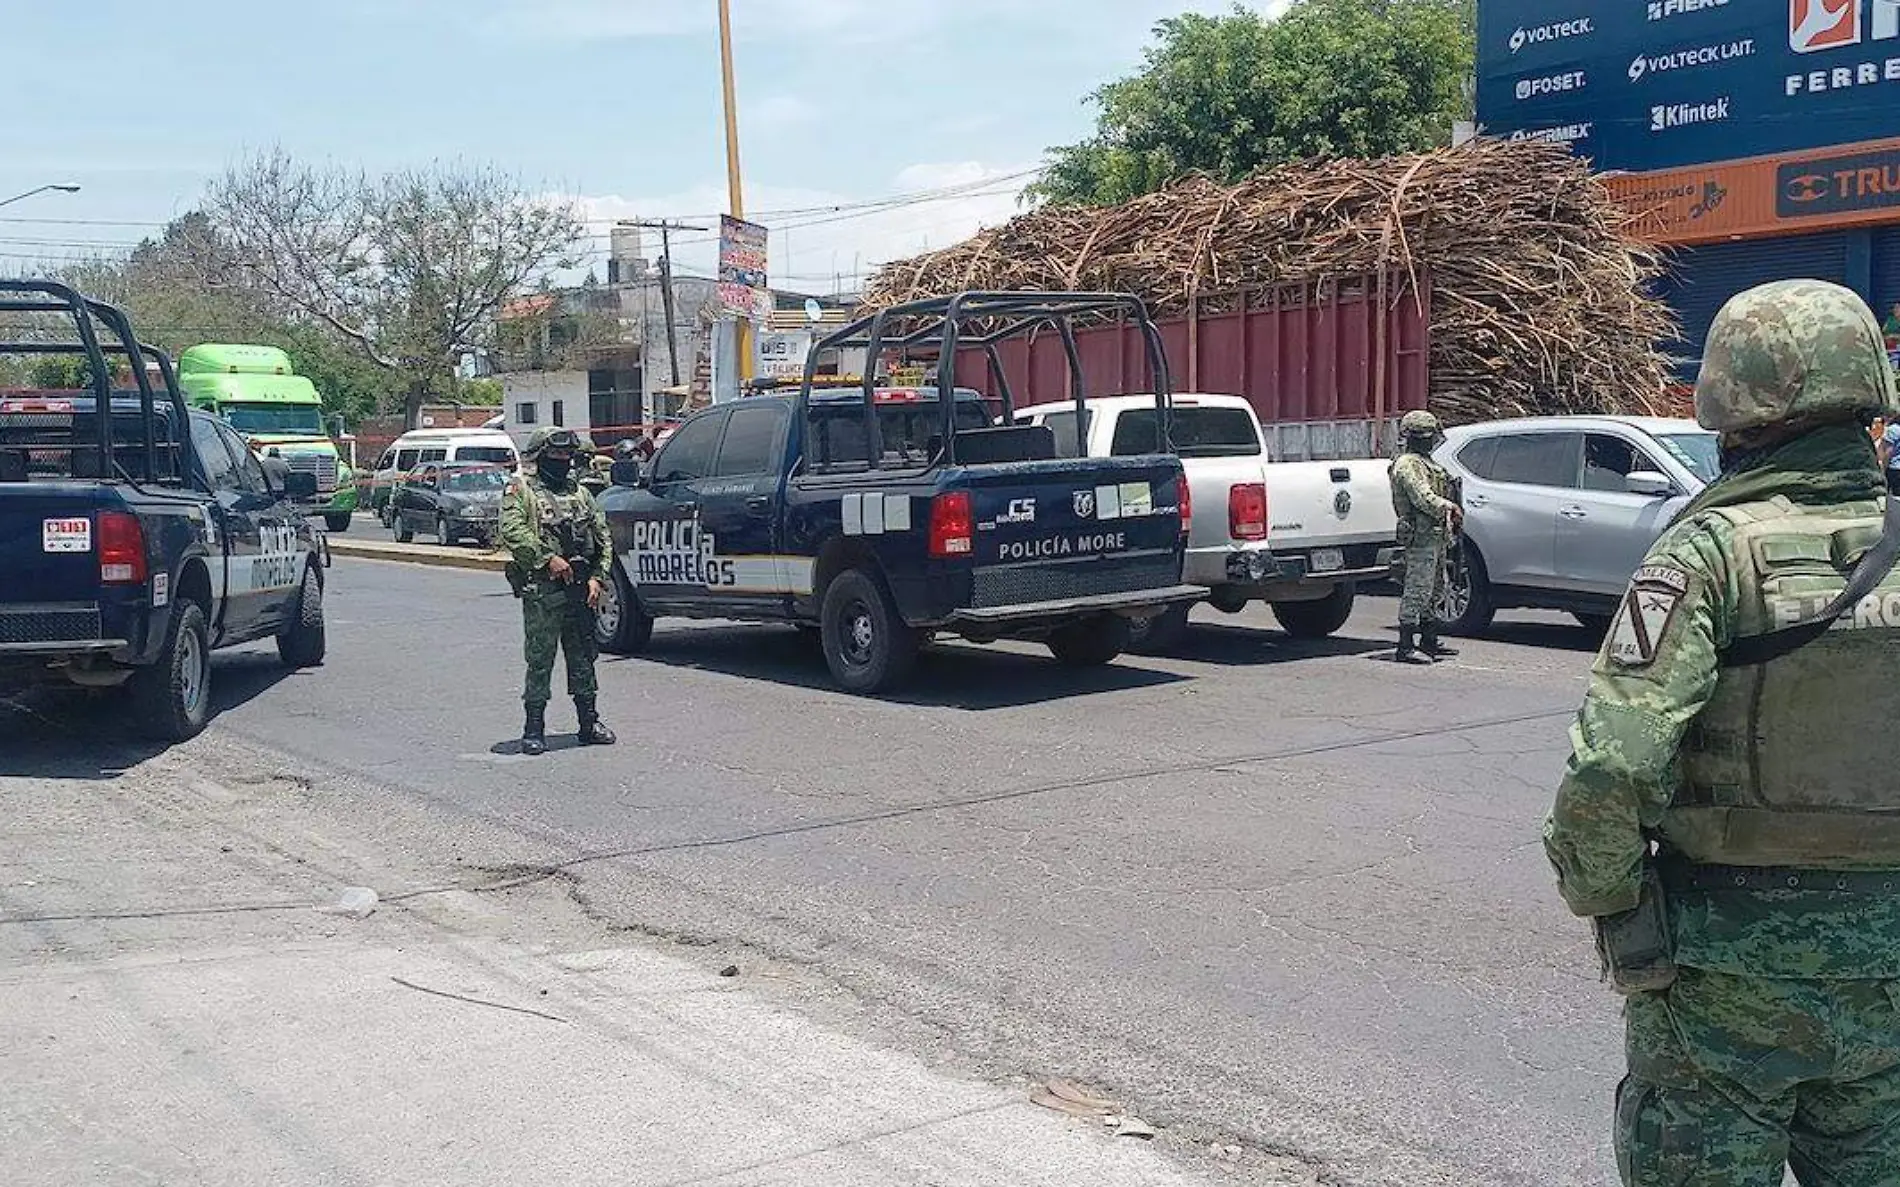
left=1477, top=0, right=1900, bottom=173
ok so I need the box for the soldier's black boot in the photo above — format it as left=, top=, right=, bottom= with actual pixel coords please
left=576, top=697, right=617, bottom=747
left=1420, top=625, right=1459, bottom=660
left=521, top=705, right=548, bottom=757
left=1395, top=626, right=1433, bottom=665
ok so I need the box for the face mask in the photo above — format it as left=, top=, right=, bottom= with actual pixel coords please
left=538, top=456, right=574, bottom=485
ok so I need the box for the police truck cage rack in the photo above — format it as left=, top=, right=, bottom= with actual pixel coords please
left=796, top=291, right=1177, bottom=470
left=0, top=279, right=188, bottom=486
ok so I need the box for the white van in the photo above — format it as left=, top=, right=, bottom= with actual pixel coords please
left=370, top=428, right=520, bottom=519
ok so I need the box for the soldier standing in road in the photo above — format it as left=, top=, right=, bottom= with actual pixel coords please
left=498, top=427, right=617, bottom=757
left=1546, top=279, right=1900, bottom=1187
left=1389, top=410, right=1463, bottom=664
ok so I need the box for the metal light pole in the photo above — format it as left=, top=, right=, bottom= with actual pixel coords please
left=717, top=0, right=755, bottom=382
left=0, top=183, right=81, bottom=209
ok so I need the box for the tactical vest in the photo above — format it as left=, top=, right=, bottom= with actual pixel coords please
left=1665, top=494, right=1900, bottom=870
left=1390, top=453, right=1449, bottom=545
left=505, top=477, right=602, bottom=595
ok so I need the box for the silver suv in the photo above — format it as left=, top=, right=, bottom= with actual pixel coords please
left=1431, top=416, right=1718, bottom=634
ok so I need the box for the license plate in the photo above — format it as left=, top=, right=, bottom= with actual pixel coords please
left=1311, top=548, right=1344, bottom=573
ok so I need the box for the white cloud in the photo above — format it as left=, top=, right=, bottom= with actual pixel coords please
left=565, top=160, right=1034, bottom=294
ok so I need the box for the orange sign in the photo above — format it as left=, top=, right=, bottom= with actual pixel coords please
left=1606, top=134, right=1900, bottom=246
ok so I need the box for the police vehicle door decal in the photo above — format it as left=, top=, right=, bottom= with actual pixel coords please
left=625, top=510, right=810, bottom=595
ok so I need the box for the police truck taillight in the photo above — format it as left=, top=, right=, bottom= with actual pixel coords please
left=1178, top=476, right=1192, bottom=539
left=1229, top=483, right=1268, bottom=541
left=97, top=512, right=148, bottom=585
left=928, top=491, right=973, bottom=558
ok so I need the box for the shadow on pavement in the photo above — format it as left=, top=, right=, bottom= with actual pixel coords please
left=1465, top=619, right=1606, bottom=654
left=619, top=624, right=1188, bottom=710
left=0, top=650, right=297, bottom=779
left=1157, top=622, right=1392, bottom=666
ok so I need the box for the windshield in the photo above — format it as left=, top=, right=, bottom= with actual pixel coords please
left=1111, top=406, right=1262, bottom=458
left=224, top=402, right=325, bottom=436
left=1655, top=431, right=1718, bottom=484
left=442, top=468, right=509, bottom=493
left=454, top=446, right=517, bottom=465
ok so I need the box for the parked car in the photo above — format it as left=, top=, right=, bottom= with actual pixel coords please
left=369, top=427, right=519, bottom=521
left=1430, top=415, right=1718, bottom=634
left=390, top=462, right=509, bottom=547
left=1010, top=392, right=1399, bottom=648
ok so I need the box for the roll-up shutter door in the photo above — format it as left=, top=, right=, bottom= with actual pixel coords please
left=1873, top=225, right=1900, bottom=329
left=1653, top=232, right=1851, bottom=379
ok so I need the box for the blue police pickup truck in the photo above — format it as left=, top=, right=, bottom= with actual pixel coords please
left=0, top=281, right=328, bottom=741
left=593, top=292, right=1205, bottom=693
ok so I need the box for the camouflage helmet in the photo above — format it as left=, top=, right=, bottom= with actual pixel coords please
left=521, top=426, right=584, bottom=459
left=1400, top=410, right=1443, bottom=440
left=1694, top=279, right=1899, bottom=433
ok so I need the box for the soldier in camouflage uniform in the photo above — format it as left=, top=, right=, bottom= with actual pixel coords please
left=498, top=427, right=617, bottom=757
left=1389, top=410, right=1463, bottom=664
left=1546, top=279, right=1900, bottom=1187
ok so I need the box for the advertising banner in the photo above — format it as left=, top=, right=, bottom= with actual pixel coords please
left=716, top=215, right=769, bottom=318
left=757, top=330, right=812, bottom=380
left=1477, top=0, right=1900, bottom=173
left=1605, top=133, right=1900, bottom=242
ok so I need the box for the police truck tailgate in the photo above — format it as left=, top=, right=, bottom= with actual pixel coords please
left=955, top=455, right=1191, bottom=614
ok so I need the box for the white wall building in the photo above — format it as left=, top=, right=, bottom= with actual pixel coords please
left=501, top=370, right=589, bottom=446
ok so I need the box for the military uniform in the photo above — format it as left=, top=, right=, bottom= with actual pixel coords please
left=1390, top=410, right=1461, bottom=663
left=1546, top=280, right=1900, bottom=1186
left=498, top=427, right=617, bottom=756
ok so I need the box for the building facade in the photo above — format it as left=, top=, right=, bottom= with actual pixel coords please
left=1477, top=0, right=1900, bottom=373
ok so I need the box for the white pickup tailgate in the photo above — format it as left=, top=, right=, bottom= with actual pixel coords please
left=1265, top=458, right=1396, bottom=552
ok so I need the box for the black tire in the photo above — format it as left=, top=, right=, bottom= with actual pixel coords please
left=1127, top=602, right=1193, bottom=654
left=1047, top=615, right=1131, bottom=667
left=277, top=565, right=327, bottom=668
left=394, top=511, right=414, bottom=544
left=131, top=601, right=212, bottom=742
left=437, top=516, right=454, bottom=547
left=324, top=512, right=352, bottom=534
left=1207, top=586, right=1251, bottom=615
left=1438, top=545, right=1496, bottom=636
left=378, top=498, right=396, bottom=529
left=595, top=563, right=655, bottom=655
left=1272, top=584, right=1356, bottom=639
left=820, top=568, right=918, bottom=693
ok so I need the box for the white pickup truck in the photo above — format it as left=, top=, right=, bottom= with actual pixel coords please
left=1011, top=393, right=1399, bottom=648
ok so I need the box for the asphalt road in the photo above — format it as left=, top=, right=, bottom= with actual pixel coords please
left=4, top=554, right=1625, bottom=1187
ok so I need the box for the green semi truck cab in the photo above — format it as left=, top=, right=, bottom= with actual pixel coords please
left=177, top=344, right=358, bottom=532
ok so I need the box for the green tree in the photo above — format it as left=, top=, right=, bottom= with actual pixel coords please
left=203, top=150, right=586, bottom=428
left=1029, top=0, right=1475, bottom=207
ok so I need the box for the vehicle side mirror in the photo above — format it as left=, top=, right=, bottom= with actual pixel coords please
left=610, top=459, right=646, bottom=488
left=1626, top=470, right=1675, bottom=498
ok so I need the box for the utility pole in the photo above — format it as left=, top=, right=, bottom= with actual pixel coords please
left=717, top=0, right=755, bottom=383
left=625, top=219, right=706, bottom=390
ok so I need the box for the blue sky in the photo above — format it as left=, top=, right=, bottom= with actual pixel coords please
left=1, top=0, right=1275, bottom=291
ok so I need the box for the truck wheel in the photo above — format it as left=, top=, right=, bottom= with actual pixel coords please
left=394, top=513, right=414, bottom=544
left=437, top=516, right=455, bottom=547
left=277, top=566, right=327, bottom=669
left=324, top=512, right=352, bottom=534
left=821, top=569, right=918, bottom=693
left=1439, top=547, right=1496, bottom=636
left=1207, top=586, right=1251, bottom=615
left=131, top=601, right=212, bottom=742
left=1127, top=602, right=1192, bottom=654
left=1272, top=584, right=1355, bottom=639
left=1047, top=615, right=1131, bottom=667
left=595, top=564, right=654, bottom=655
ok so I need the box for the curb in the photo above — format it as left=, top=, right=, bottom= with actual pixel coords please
left=326, top=538, right=509, bottom=573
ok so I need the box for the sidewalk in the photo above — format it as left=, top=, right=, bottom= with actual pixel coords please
left=326, top=531, right=507, bottom=572
left=0, top=733, right=1257, bottom=1187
